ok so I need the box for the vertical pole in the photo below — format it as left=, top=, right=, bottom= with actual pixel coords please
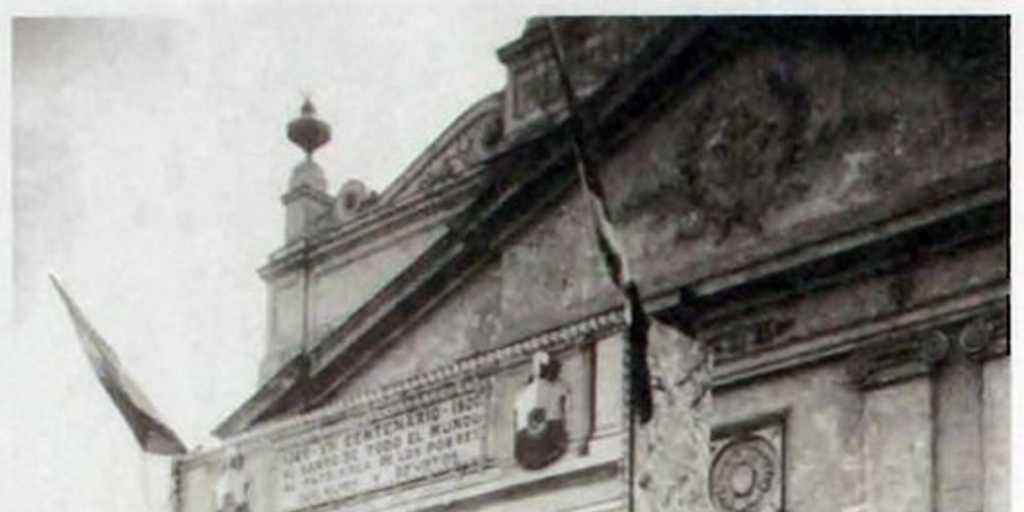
left=626, top=331, right=637, bottom=512
left=577, top=337, right=597, bottom=455
left=542, top=19, right=638, bottom=512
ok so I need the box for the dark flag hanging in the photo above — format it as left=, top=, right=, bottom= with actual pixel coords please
left=51, top=275, right=188, bottom=456
left=543, top=19, right=714, bottom=512
left=541, top=18, right=655, bottom=424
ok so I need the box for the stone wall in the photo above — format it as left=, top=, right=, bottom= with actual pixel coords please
left=221, top=18, right=1008, bottom=512
left=178, top=330, right=629, bottom=512
left=332, top=31, right=1006, bottom=402
left=260, top=223, right=446, bottom=381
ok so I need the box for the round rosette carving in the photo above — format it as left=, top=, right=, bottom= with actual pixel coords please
left=958, top=317, right=995, bottom=358
left=709, top=435, right=779, bottom=512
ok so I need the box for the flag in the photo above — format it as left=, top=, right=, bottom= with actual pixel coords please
left=543, top=19, right=714, bottom=512
left=543, top=19, right=655, bottom=423
left=51, top=275, right=187, bottom=456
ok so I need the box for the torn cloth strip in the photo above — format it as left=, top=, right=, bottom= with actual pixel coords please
left=542, top=19, right=653, bottom=424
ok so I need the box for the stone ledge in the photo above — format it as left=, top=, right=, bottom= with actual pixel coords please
left=714, top=285, right=1007, bottom=390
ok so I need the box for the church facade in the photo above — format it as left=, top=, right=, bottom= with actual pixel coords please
left=173, top=17, right=1009, bottom=512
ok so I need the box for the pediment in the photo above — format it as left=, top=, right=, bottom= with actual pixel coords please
left=380, top=93, right=505, bottom=204
left=320, top=22, right=1009, bottom=406
left=330, top=187, right=612, bottom=402
left=217, top=18, right=1007, bottom=439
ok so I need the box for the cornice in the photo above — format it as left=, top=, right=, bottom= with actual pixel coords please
left=260, top=168, right=489, bottom=279
left=218, top=23, right=705, bottom=435
left=202, top=281, right=1007, bottom=457
left=715, top=285, right=1007, bottom=390
left=846, top=296, right=1008, bottom=390
left=213, top=307, right=625, bottom=443
left=379, top=92, right=504, bottom=203
left=280, top=184, right=333, bottom=205
left=220, top=19, right=1007, bottom=438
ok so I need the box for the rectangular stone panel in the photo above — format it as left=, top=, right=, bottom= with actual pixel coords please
left=710, top=415, right=785, bottom=512
left=863, top=378, right=933, bottom=512
left=982, top=357, right=1009, bottom=512
left=273, top=381, right=489, bottom=511
left=934, top=357, right=983, bottom=512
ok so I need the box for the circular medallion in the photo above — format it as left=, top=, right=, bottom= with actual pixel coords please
left=958, top=318, right=993, bottom=356
left=918, top=330, right=950, bottom=365
left=710, top=436, right=778, bottom=512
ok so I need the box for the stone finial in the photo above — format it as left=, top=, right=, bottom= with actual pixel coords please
left=282, top=97, right=334, bottom=243
left=287, top=98, right=331, bottom=158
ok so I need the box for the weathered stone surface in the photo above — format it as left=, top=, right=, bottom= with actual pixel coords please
left=703, top=239, right=1005, bottom=362
left=264, top=24, right=1008, bottom=390
left=864, top=378, right=933, bottom=512
left=217, top=19, right=1008, bottom=512
left=499, top=190, right=608, bottom=333
left=179, top=462, right=216, bottom=512
left=910, top=241, right=1007, bottom=306
left=596, top=45, right=1004, bottom=289
left=382, top=94, right=504, bottom=203
left=310, top=225, right=447, bottom=342
left=633, top=321, right=713, bottom=512
left=259, top=224, right=445, bottom=382
left=715, top=365, right=866, bottom=512
left=498, top=18, right=670, bottom=130
left=345, top=264, right=503, bottom=393
left=593, top=334, right=624, bottom=435
left=935, top=356, right=983, bottom=512
left=261, top=275, right=304, bottom=380
left=982, top=357, right=1009, bottom=512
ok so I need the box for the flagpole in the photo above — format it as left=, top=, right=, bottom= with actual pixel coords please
left=541, top=19, right=639, bottom=512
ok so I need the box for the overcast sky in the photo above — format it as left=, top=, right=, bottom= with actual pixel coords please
left=6, top=3, right=530, bottom=511
left=3, top=2, right=1021, bottom=512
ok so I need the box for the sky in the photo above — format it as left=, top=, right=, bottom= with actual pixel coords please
left=2, top=2, right=1021, bottom=512
left=5, top=3, right=531, bottom=511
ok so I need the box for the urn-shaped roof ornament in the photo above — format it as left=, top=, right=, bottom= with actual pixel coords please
left=287, top=98, right=331, bottom=158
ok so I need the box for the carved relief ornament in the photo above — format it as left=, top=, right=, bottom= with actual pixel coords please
left=847, top=306, right=1007, bottom=390
left=514, top=351, right=570, bottom=470
left=709, top=420, right=784, bottom=512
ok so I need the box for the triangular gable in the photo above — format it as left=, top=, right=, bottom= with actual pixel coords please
left=213, top=22, right=696, bottom=437
left=215, top=18, right=1008, bottom=438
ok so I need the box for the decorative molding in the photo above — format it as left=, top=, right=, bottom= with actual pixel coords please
left=222, top=310, right=625, bottom=448
left=171, top=459, right=184, bottom=512
left=416, top=111, right=503, bottom=192
left=846, top=302, right=1007, bottom=390
left=847, top=329, right=950, bottom=390
left=887, top=271, right=916, bottom=311
left=261, top=172, right=482, bottom=279
left=657, top=53, right=814, bottom=241
left=708, top=317, right=796, bottom=361
left=498, top=19, right=669, bottom=127
left=230, top=20, right=1007, bottom=441
left=381, top=94, right=505, bottom=204
left=958, top=310, right=1008, bottom=362
left=710, top=417, right=784, bottom=512
left=713, top=286, right=1006, bottom=390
